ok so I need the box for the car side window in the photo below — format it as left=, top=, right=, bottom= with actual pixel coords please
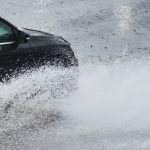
left=0, top=21, right=16, bottom=43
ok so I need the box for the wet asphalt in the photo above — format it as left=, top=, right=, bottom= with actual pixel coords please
left=1, top=0, right=150, bottom=60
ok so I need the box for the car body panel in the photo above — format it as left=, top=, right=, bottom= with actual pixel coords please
left=0, top=41, right=33, bottom=75
left=0, top=17, right=78, bottom=81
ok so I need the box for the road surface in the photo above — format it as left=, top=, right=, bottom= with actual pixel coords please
left=0, top=0, right=150, bottom=149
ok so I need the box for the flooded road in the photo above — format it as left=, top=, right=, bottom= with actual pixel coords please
left=1, top=0, right=150, bottom=149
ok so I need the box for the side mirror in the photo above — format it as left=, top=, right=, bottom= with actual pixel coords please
left=17, top=31, right=29, bottom=43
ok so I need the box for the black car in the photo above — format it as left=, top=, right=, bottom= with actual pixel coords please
left=0, top=17, right=78, bottom=81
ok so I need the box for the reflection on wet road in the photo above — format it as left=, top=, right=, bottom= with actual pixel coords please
left=113, top=5, right=133, bottom=34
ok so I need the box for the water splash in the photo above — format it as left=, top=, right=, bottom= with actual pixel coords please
left=0, top=66, right=78, bottom=133
left=1, top=55, right=150, bottom=149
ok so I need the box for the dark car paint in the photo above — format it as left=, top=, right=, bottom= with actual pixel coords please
left=0, top=17, right=78, bottom=81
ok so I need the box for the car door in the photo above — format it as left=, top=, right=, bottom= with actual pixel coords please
left=0, top=19, right=33, bottom=76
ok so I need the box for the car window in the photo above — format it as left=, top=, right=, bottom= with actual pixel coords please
left=0, top=21, right=16, bottom=43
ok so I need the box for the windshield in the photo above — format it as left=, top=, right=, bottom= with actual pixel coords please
left=0, top=21, right=16, bottom=43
